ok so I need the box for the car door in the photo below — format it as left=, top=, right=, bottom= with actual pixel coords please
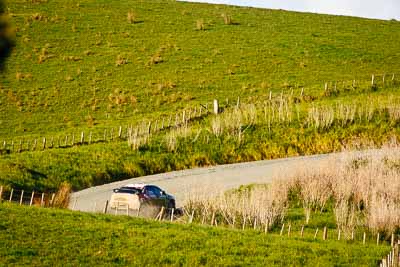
left=143, top=186, right=158, bottom=206
left=152, top=186, right=168, bottom=207
left=146, top=186, right=165, bottom=207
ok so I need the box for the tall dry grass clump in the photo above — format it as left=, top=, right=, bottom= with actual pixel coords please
left=196, top=19, right=205, bottom=31
left=222, top=13, right=233, bottom=25
left=290, top=163, right=334, bottom=224
left=164, top=125, right=192, bottom=152
left=283, top=142, right=400, bottom=236
left=127, top=11, right=136, bottom=24
left=184, top=182, right=288, bottom=230
left=210, top=104, right=258, bottom=142
left=127, top=127, right=150, bottom=150
left=52, top=182, right=71, bottom=208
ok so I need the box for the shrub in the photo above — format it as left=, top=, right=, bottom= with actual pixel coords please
left=52, top=182, right=71, bottom=208
left=196, top=19, right=205, bottom=31
left=127, top=11, right=136, bottom=24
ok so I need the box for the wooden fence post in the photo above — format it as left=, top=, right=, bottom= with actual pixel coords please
left=19, top=190, right=24, bottom=205
left=0, top=186, right=3, bottom=201
left=136, top=203, right=141, bottom=217
left=115, top=202, right=119, bottom=215
left=323, top=226, right=327, bottom=240
left=9, top=188, right=13, bottom=202
left=280, top=224, right=285, bottom=236
left=363, top=232, right=366, bottom=245
left=30, top=191, right=35, bottom=206
left=213, top=99, right=219, bottom=115
left=371, top=74, right=375, bottom=86
left=189, top=210, right=195, bottom=223
left=314, top=228, right=319, bottom=239
left=80, top=132, right=84, bottom=144
left=40, top=193, right=44, bottom=207
left=72, top=198, right=77, bottom=210
left=287, top=224, right=291, bottom=237
left=377, top=233, right=380, bottom=245
left=300, top=225, right=304, bottom=237
left=170, top=208, right=175, bottom=222
left=147, top=122, right=151, bottom=135
left=50, top=193, right=55, bottom=206
left=338, top=229, right=341, bottom=241
left=118, top=126, right=122, bottom=138
left=391, top=233, right=395, bottom=247
left=103, top=200, right=109, bottom=214
left=42, top=137, right=46, bottom=150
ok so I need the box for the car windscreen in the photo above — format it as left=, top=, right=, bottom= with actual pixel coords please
left=114, top=187, right=141, bottom=194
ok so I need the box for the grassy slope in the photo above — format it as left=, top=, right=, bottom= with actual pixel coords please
left=1, top=0, right=400, bottom=192
left=3, top=0, right=400, bottom=136
left=0, top=203, right=389, bottom=266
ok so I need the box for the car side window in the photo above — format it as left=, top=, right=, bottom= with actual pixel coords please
left=146, top=186, right=162, bottom=197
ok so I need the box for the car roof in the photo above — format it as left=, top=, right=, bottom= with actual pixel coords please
left=123, top=183, right=147, bottom=189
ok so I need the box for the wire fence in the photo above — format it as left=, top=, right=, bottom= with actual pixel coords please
left=0, top=72, right=399, bottom=155
left=2, top=185, right=397, bottom=265
left=0, top=186, right=55, bottom=207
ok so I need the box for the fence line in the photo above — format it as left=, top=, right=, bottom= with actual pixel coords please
left=0, top=72, right=399, bottom=154
left=0, top=185, right=55, bottom=207
left=67, top=195, right=398, bottom=250
left=0, top=101, right=212, bottom=154
left=3, top=187, right=396, bottom=263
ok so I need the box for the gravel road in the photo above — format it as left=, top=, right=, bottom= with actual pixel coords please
left=69, top=153, right=332, bottom=212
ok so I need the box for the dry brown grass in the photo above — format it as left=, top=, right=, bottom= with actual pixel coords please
left=222, top=14, right=233, bottom=25
left=183, top=143, right=400, bottom=235
left=184, top=182, right=288, bottom=230
left=196, top=19, right=205, bottom=31
left=127, top=11, right=136, bottom=24
left=52, top=182, right=71, bottom=208
left=283, top=142, right=400, bottom=235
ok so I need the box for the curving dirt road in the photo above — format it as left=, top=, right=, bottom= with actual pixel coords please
left=69, top=153, right=333, bottom=212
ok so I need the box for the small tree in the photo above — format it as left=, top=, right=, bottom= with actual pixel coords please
left=0, top=0, right=14, bottom=70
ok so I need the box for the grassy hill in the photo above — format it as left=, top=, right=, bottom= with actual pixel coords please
left=0, top=203, right=390, bottom=266
left=0, top=0, right=400, bottom=192
left=3, top=0, right=400, bottom=136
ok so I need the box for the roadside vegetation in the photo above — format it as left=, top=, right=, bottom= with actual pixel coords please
left=0, top=0, right=399, bottom=193
left=183, top=145, right=400, bottom=241
left=0, top=203, right=390, bottom=266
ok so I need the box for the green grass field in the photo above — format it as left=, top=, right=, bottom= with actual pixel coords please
left=3, top=0, right=400, bottom=136
left=1, top=1, right=399, bottom=265
left=0, top=202, right=390, bottom=266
